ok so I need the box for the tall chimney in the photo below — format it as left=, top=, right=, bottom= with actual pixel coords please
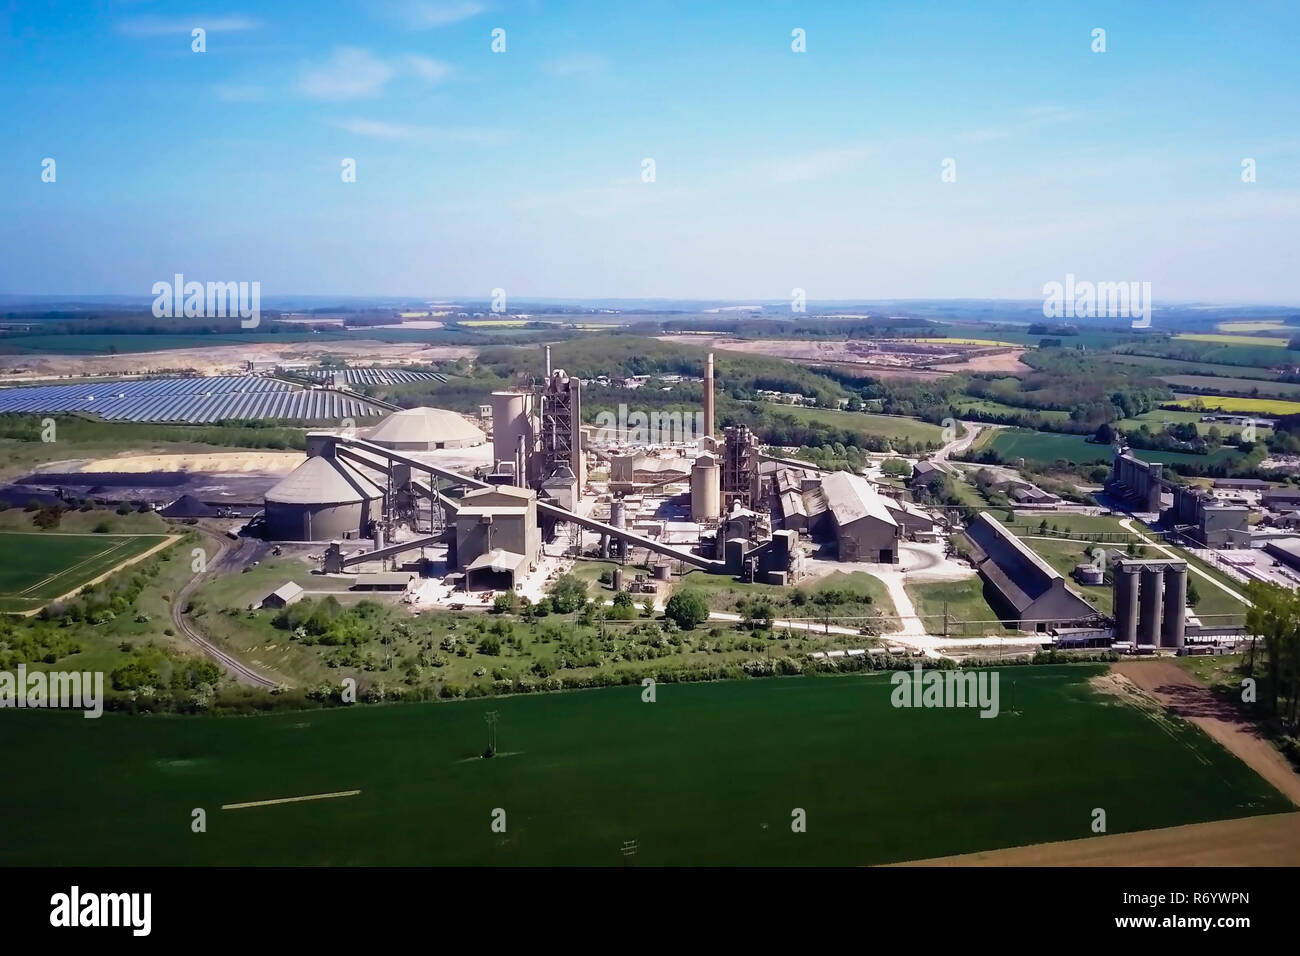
left=704, top=352, right=715, bottom=439
left=545, top=345, right=552, bottom=379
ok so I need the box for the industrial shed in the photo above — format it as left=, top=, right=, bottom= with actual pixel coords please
left=805, top=471, right=901, bottom=563
left=263, top=454, right=384, bottom=541
left=364, top=406, right=485, bottom=450
left=963, top=513, right=1096, bottom=631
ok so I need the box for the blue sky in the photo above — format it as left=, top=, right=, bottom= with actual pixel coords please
left=2, top=0, right=1297, bottom=302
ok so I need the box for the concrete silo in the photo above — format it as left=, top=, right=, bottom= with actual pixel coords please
left=690, top=451, right=721, bottom=521
left=1139, top=566, right=1165, bottom=646
left=1114, top=563, right=1140, bottom=644
left=492, top=391, right=534, bottom=487
left=1161, top=563, right=1188, bottom=649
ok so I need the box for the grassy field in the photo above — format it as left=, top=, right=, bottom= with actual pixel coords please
left=1170, top=395, right=1300, bottom=416
left=1018, top=538, right=1112, bottom=615
left=0, top=664, right=1287, bottom=865
left=950, top=398, right=1071, bottom=422
left=1216, top=321, right=1289, bottom=333
left=1117, top=408, right=1273, bottom=438
left=0, top=529, right=173, bottom=613
left=1107, top=353, right=1282, bottom=380
left=676, top=568, right=900, bottom=632
left=772, top=404, right=947, bottom=445
left=1175, top=333, right=1290, bottom=347
left=986, top=428, right=1243, bottom=469
left=904, top=577, right=1014, bottom=635
left=1160, top=375, right=1300, bottom=398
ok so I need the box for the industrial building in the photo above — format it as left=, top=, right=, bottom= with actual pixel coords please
left=963, top=513, right=1096, bottom=630
left=263, top=450, right=384, bottom=541
left=803, top=471, right=902, bottom=563
left=365, top=406, right=485, bottom=450
left=1164, top=484, right=1249, bottom=547
left=1111, top=557, right=1188, bottom=649
left=1106, top=449, right=1164, bottom=512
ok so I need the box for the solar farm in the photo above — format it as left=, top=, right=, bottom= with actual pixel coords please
left=0, top=376, right=388, bottom=423
left=301, top=368, right=447, bottom=386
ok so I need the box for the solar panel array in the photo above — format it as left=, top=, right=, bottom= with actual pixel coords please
left=0, top=376, right=387, bottom=423
left=305, top=368, right=447, bottom=386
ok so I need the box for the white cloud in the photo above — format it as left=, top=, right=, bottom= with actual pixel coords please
left=333, top=118, right=506, bottom=145
left=392, top=1, right=485, bottom=28
left=543, top=53, right=609, bottom=77
left=297, top=48, right=397, bottom=100
left=117, top=15, right=260, bottom=36
left=402, top=55, right=453, bottom=82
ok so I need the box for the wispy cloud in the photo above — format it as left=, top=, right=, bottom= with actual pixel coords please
left=542, top=53, right=609, bottom=77
left=117, top=15, right=260, bottom=37
left=296, top=48, right=453, bottom=100
left=333, top=118, right=507, bottom=145
left=402, top=54, right=453, bottom=82
left=391, top=1, right=486, bottom=28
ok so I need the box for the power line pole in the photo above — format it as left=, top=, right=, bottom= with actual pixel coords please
left=484, top=710, right=499, bottom=756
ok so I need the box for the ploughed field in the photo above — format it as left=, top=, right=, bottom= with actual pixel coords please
left=0, top=665, right=1287, bottom=865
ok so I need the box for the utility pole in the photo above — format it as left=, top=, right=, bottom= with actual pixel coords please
left=484, top=710, right=499, bottom=756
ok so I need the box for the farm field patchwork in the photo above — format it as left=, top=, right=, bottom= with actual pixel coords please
left=770, top=404, right=947, bottom=445
left=0, top=530, right=174, bottom=613
left=0, top=665, right=1287, bottom=866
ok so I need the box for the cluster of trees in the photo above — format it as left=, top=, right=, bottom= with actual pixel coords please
left=1244, top=582, right=1300, bottom=752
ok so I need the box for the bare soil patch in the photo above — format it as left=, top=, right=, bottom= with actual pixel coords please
left=931, top=348, right=1032, bottom=374
left=895, top=811, right=1300, bottom=866
left=1114, top=659, right=1300, bottom=806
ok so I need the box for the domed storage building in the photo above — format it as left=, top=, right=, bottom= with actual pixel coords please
left=365, top=406, right=485, bottom=450
left=263, top=454, right=384, bottom=541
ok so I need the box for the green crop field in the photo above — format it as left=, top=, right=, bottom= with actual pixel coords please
left=1159, top=375, right=1300, bottom=399
left=987, top=429, right=1243, bottom=469
left=0, top=664, right=1287, bottom=866
left=0, top=531, right=172, bottom=613
left=1175, top=333, right=1290, bottom=347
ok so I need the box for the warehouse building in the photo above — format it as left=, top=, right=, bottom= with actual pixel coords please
left=804, top=471, right=901, bottom=563
left=263, top=452, right=384, bottom=541
left=365, top=406, right=485, bottom=450
left=963, top=513, right=1096, bottom=631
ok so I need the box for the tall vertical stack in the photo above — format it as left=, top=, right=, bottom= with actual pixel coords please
left=1111, top=557, right=1186, bottom=649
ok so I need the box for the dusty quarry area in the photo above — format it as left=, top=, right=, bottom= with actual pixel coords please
left=0, top=339, right=478, bottom=380
left=69, top=451, right=305, bottom=474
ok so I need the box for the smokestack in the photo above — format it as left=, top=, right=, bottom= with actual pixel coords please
left=704, top=352, right=715, bottom=439
left=545, top=345, right=552, bottom=379
left=516, top=434, right=526, bottom=489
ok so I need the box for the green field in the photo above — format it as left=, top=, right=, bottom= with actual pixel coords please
left=1159, top=375, right=1300, bottom=399
left=1176, top=333, right=1290, bottom=347
left=1107, top=353, right=1282, bottom=380
left=0, top=664, right=1287, bottom=865
left=904, top=577, right=1014, bottom=634
left=0, top=531, right=171, bottom=613
left=772, top=404, right=947, bottom=445
left=987, top=429, right=1243, bottom=469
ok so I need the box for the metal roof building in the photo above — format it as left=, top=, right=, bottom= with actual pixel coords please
left=963, top=513, right=1096, bottom=631
left=263, top=454, right=384, bottom=541
left=805, top=471, right=902, bottom=563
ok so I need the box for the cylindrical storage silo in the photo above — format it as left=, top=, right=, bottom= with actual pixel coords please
left=1114, top=564, right=1140, bottom=644
left=653, top=563, right=671, bottom=581
left=611, top=500, right=627, bottom=561
left=1162, top=564, right=1187, bottom=649
left=492, top=391, right=531, bottom=476
left=264, top=456, right=384, bottom=541
left=1139, top=566, right=1164, bottom=646
left=690, top=452, right=721, bottom=521
left=612, top=566, right=623, bottom=591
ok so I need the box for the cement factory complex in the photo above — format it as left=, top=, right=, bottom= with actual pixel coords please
left=11, top=344, right=1293, bottom=664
